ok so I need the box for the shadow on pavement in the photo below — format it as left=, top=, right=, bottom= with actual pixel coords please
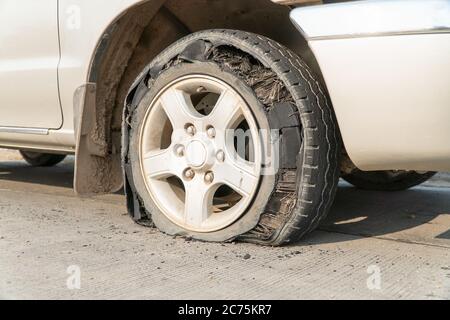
left=0, top=158, right=75, bottom=189
left=437, top=229, right=450, bottom=240
left=313, top=183, right=450, bottom=246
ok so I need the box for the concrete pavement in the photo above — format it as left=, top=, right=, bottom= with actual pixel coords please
left=0, top=150, right=449, bottom=299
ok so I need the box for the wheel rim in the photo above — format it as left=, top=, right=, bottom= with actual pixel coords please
left=139, top=75, right=262, bottom=233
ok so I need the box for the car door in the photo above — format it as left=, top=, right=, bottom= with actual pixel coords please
left=0, top=0, right=63, bottom=129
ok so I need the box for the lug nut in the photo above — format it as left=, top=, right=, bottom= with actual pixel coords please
left=204, top=172, right=215, bottom=184
left=196, top=86, right=207, bottom=93
left=207, top=126, right=216, bottom=139
left=185, top=124, right=196, bottom=136
left=184, top=169, right=195, bottom=180
left=175, top=145, right=185, bottom=157
left=216, top=150, right=225, bottom=163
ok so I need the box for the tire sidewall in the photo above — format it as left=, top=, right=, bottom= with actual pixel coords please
left=20, top=151, right=66, bottom=167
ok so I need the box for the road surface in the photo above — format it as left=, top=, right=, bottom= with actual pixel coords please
left=0, top=150, right=449, bottom=299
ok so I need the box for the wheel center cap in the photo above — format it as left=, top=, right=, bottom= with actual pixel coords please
left=186, top=140, right=207, bottom=168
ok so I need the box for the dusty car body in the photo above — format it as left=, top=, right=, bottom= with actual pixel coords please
left=0, top=0, right=449, bottom=245
left=291, top=0, right=450, bottom=172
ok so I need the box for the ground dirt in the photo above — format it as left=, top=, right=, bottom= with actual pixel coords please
left=0, top=149, right=449, bottom=299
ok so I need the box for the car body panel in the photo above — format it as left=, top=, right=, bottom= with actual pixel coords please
left=0, top=0, right=62, bottom=129
left=57, top=0, right=152, bottom=139
left=0, top=0, right=153, bottom=153
left=291, top=0, right=450, bottom=171
left=290, top=0, right=450, bottom=40
left=308, top=34, right=450, bottom=171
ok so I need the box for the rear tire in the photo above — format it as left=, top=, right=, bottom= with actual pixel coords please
left=124, top=30, right=341, bottom=245
left=342, top=170, right=436, bottom=191
left=20, top=151, right=66, bottom=167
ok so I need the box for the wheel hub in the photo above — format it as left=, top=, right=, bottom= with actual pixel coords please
left=185, top=140, right=208, bottom=169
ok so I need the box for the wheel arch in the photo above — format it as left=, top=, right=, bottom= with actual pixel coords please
left=75, top=0, right=329, bottom=195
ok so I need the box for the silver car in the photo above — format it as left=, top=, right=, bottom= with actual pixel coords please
left=0, top=0, right=449, bottom=245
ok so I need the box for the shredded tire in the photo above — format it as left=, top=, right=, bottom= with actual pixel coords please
left=123, top=30, right=341, bottom=246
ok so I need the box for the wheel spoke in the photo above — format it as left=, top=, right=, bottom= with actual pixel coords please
left=159, top=87, right=199, bottom=129
left=184, top=180, right=215, bottom=228
left=143, top=149, right=177, bottom=180
left=140, top=75, right=262, bottom=233
left=214, top=156, right=259, bottom=198
left=208, top=89, right=243, bottom=132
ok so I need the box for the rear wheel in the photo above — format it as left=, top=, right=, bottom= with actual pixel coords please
left=342, top=170, right=436, bottom=191
left=124, top=30, right=341, bottom=245
left=20, top=151, right=66, bottom=167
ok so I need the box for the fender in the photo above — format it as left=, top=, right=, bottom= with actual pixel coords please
left=71, top=0, right=165, bottom=195
left=71, top=0, right=308, bottom=195
left=291, top=0, right=450, bottom=172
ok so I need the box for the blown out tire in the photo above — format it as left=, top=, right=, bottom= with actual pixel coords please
left=20, top=151, right=66, bottom=167
left=125, top=30, right=341, bottom=245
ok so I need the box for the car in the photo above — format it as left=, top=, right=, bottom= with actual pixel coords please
left=0, top=0, right=448, bottom=246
